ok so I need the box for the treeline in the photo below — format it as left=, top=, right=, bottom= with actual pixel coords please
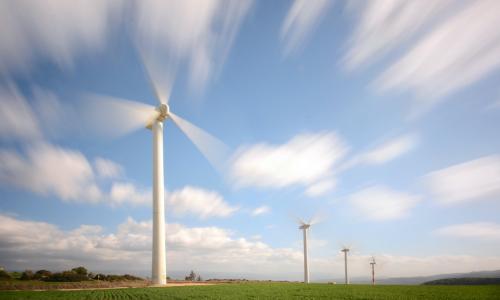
left=423, top=277, right=500, bottom=285
left=0, top=266, right=143, bottom=282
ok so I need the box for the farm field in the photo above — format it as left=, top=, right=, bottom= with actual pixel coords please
left=0, top=282, right=499, bottom=300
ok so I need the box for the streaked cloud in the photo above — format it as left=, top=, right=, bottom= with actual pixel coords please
left=251, top=205, right=271, bottom=216
left=0, top=84, right=42, bottom=141
left=135, top=0, right=253, bottom=92
left=0, top=0, right=119, bottom=73
left=344, top=0, right=453, bottom=70
left=348, top=185, right=420, bottom=221
left=435, top=222, right=500, bottom=240
left=281, top=0, right=332, bottom=56
left=230, top=132, right=348, bottom=196
left=345, top=0, right=500, bottom=114
left=376, top=0, right=500, bottom=110
left=167, top=186, right=238, bottom=219
left=304, top=179, right=336, bottom=197
left=343, top=134, right=418, bottom=169
left=424, top=155, right=500, bottom=205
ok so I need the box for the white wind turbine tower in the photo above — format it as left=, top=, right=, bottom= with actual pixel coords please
left=84, top=59, right=228, bottom=286
left=297, top=217, right=320, bottom=284
left=341, top=246, right=350, bottom=285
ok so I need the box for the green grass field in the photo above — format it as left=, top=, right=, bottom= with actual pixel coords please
left=0, top=283, right=499, bottom=300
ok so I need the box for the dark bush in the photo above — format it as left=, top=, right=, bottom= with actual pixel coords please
left=20, top=270, right=34, bottom=280
left=33, top=270, right=52, bottom=280
left=71, top=266, right=88, bottom=276
left=44, top=271, right=89, bottom=282
left=0, top=270, right=12, bottom=280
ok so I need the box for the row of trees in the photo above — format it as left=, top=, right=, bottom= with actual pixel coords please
left=1, top=266, right=142, bottom=282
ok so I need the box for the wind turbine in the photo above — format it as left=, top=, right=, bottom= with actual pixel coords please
left=341, top=246, right=350, bottom=284
left=297, top=216, right=320, bottom=284
left=299, top=221, right=311, bottom=284
left=370, top=256, right=376, bottom=285
left=83, top=59, right=228, bottom=286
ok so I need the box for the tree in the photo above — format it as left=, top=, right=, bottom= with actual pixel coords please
left=196, top=275, right=202, bottom=282
left=185, top=270, right=196, bottom=281
left=71, top=266, right=88, bottom=276
left=20, top=270, right=34, bottom=280
left=33, top=270, right=52, bottom=280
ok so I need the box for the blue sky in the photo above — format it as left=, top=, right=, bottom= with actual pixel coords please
left=1, top=0, right=500, bottom=281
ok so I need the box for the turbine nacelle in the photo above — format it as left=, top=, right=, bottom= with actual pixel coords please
left=146, top=103, right=170, bottom=129
left=299, top=224, right=311, bottom=230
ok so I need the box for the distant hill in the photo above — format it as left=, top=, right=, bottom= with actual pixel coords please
left=423, top=277, right=500, bottom=285
left=378, top=270, right=500, bottom=285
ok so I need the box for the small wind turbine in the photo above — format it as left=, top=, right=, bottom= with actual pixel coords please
left=370, top=256, right=376, bottom=285
left=341, top=246, right=350, bottom=284
left=83, top=58, right=228, bottom=286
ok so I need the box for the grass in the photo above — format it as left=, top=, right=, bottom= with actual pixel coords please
left=0, top=282, right=499, bottom=299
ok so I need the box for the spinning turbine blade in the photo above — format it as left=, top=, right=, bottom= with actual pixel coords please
left=139, top=52, right=173, bottom=105
left=81, top=94, right=157, bottom=137
left=169, top=112, right=230, bottom=172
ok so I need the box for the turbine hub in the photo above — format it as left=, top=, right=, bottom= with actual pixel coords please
left=156, top=103, right=170, bottom=122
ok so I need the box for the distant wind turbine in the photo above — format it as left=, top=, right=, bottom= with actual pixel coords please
left=341, top=246, right=350, bottom=284
left=370, top=256, right=376, bottom=285
left=83, top=57, right=228, bottom=286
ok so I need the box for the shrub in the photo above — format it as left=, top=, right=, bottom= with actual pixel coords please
left=33, top=270, right=52, bottom=280
left=20, top=270, right=34, bottom=280
left=0, top=270, right=12, bottom=280
left=44, top=271, right=89, bottom=282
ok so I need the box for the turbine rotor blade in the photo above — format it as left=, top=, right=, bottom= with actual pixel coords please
left=81, top=94, right=157, bottom=138
left=139, top=51, right=173, bottom=105
left=169, top=112, right=230, bottom=173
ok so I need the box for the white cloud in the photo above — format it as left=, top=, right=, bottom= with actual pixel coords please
left=94, top=157, right=124, bottom=179
left=0, top=84, right=41, bottom=140
left=435, top=222, right=500, bottom=240
left=251, top=205, right=271, bottom=216
left=0, top=0, right=119, bottom=73
left=167, top=186, right=238, bottom=219
left=2, top=214, right=500, bottom=278
left=375, top=0, right=500, bottom=107
left=281, top=0, right=332, bottom=56
left=0, top=141, right=150, bottom=206
left=349, top=185, right=420, bottom=221
left=135, top=0, right=253, bottom=92
left=0, top=214, right=302, bottom=276
left=230, top=132, right=348, bottom=196
left=109, top=182, right=150, bottom=206
left=424, top=155, right=500, bottom=205
left=0, top=143, right=102, bottom=203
